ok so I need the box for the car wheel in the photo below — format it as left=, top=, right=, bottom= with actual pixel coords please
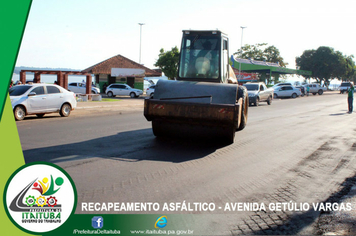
left=292, top=93, right=297, bottom=98
left=274, top=93, right=278, bottom=99
left=150, top=93, right=154, bottom=98
left=318, top=90, right=323, bottom=95
left=36, top=114, right=45, bottom=118
left=60, top=103, right=71, bottom=117
left=107, top=91, right=114, bottom=97
left=255, top=97, right=259, bottom=106
left=130, top=92, right=136, bottom=98
left=14, top=106, right=26, bottom=121
left=91, top=90, right=97, bottom=94
left=267, top=96, right=272, bottom=105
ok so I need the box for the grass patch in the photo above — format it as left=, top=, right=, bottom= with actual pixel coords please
left=92, top=98, right=121, bottom=102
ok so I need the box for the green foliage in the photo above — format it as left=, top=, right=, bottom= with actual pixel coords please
left=296, top=46, right=356, bottom=86
left=234, top=43, right=288, bottom=84
left=234, top=43, right=288, bottom=67
left=154, top=46, right=180, bottom=80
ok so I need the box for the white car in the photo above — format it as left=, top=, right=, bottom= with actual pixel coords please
left=272, top=82, right=292, bottom=91
left=339, top=82, right=353, bottom=94
left=9, top=84, right=77, bottom=121
left=273, top=85, right=301, bottom=98
left=307, top=84, right=326, bottom=95
left=146, top=85, right=155, bottom=98
left=105, top=83, right=143, bottom=98
left=68, top=82, right=100, bottom=94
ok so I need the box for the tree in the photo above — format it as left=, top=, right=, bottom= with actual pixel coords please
left=234, top=43, right=288, bottom=84
left=295, top=49, right=314, bottom=81
left=296, top=46, right=355, bottom=87
left=263, top=45, right=287, bottom=67
left=235, top=43, right=265, bottom=61
left=154, top=46, right=180, bottom=80
left=234, top=43, right=287, bottom=67
left=343, top=55, right=356, bottom=83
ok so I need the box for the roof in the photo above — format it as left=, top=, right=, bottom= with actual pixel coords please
left=182, top=29, right=228, bottom=36
left=20, top=70, right=90, bottom=75
left=234, top=58, right=280, bottom=67
left=232, top=57, right=312, bottom=76
left=82, top=54, right=162, bottom=77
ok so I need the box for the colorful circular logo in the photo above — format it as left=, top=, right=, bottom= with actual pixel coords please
left=3, top=162, right=77, bottom=234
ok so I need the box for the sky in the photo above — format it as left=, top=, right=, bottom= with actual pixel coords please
left=15, top=0, right=356, bottom=73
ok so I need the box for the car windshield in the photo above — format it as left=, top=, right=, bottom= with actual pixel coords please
left=244, top=84, right=259, bottom=91
left=9, top=85, right=32, bottom=96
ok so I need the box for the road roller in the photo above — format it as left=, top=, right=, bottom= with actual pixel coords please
left=144, top=30, right=248, bottom=143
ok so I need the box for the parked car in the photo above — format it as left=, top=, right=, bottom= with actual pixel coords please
left=105, top=83, right=143, bottom=98
left=14, top=80, right=33, bottom=85
left=274, top=85, right=301, bottom=98
left=307, top=83, right=326, bottom=95
left=339, top=82, right=354, bottom=94
left=9, top=84, right=77, bottom=121
left=244, top=82, right=273, bottom=106
left=272, top=82, right=292, bottom=91
left=295, top=86, right=306, bottom=96
left=146, top=85, right=155, bottom=98
left=68, top=82, right=100, bottom=94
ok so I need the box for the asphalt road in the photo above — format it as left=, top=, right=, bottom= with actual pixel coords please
left=17, top=92, right=356, bottom=235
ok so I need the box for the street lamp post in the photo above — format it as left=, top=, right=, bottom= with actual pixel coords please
left=138, top=23, right=145, bottom=64
left=239, top=26, right=246, bottom=84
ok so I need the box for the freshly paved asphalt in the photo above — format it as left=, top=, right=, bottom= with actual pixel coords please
left=17, top=91, right=356, bottom=235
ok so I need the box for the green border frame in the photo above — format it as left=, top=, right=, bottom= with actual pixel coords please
left=0, top=1, right=32, bottom=121
left=0, top=1, right=33, bottom=236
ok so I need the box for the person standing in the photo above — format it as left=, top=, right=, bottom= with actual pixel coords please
left=103, top=83, right=107, bottom=93
left=347, top=84, right=354, bottom=113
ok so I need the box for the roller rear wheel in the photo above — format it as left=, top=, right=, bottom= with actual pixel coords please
left=237, top=86, right=248, bottom=131
left=152, top=120, right=165, bottom=137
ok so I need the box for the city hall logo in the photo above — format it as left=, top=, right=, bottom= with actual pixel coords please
left=4, top=162, right=77, bottom=234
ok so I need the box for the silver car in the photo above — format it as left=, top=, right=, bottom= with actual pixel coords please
left=105, top=83, right=143, bottom=98
left=273, top=85, right=301, bottom=98
left=272, top=82, right=292, bottom=91
left=339, top=82, right=353, bottom=94
left=146, top=85, right=155, bottom=98
left=68, top=82, right=100, bottom=94
left=9, top=84, right=77, bottom=121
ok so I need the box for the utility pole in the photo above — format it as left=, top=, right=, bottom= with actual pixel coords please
left=138, top=23, right=145, bottom=64
left=239, top=26, right=246, bottom=83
